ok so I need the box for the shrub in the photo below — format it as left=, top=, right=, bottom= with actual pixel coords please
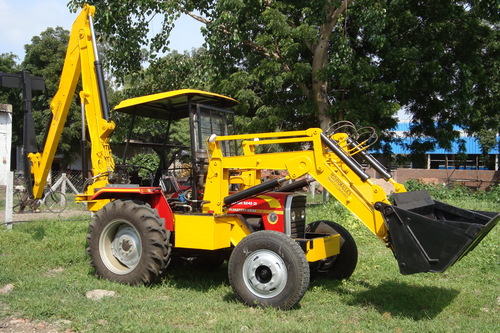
left=128, top=153, right=160, bottom=178
left=404, top=178, right=500, bottom=203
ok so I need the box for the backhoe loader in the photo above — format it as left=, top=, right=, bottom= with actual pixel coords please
left=25, top=5, right=498, bottom=309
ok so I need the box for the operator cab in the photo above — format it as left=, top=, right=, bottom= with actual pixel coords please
left=112, top=89, right=238, bottom=202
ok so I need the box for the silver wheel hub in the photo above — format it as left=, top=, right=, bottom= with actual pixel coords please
left=111, top=226, right=141, bottom=268
left=242, top=249, right=288, bottom=298
left=100, top=221, right=142, bottom=274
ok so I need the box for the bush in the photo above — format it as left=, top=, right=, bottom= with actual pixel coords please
left=404, top=178, right=500, bottom=203
left=128, top=153, right=160, bottom=178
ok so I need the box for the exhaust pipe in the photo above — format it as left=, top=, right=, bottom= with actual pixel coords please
left=375, top=190, right=499, bottom=275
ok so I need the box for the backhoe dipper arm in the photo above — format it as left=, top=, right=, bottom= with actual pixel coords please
left=28, top=5, right=115, bottom=199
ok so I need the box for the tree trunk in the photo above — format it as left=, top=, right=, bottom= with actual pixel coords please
left=311, top=0, right=352, bottom=131
left=312, top=80, right=331, bottom=131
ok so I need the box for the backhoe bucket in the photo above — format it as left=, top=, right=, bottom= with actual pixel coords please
left=376, top=190, right=499, bottom=275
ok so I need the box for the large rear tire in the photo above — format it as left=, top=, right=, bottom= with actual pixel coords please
left=306, top=220, right=357, bottom=280
left=87, top=199, right=171, bottom=285
left=228, top=231, right=310, bottom=310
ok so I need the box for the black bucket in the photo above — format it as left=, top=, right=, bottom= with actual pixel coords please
left=375, top=190, right=499, bottom=275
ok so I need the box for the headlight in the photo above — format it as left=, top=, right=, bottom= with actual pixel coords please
left=268, top=212, right=278, bottom=224
left=291, top=210, right=296, bottom=221
left=299, top=209, right=306, bottom=220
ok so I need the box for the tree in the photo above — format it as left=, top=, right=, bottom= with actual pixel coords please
left=70, top=0, right=398, bottom=133
left=68, top=0, right=498, bottom=152
left=119, top=48, right=216, bottom=98
left=112, top=49, right=214, bottom=145
left=354, top=1, right=499, bottom=153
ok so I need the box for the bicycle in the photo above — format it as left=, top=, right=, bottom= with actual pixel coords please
left=13, top=186, right=67, bottom=214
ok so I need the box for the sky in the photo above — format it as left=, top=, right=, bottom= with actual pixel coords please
left=0, top=0, right=205, bottom=61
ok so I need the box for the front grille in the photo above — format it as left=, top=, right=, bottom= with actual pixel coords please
left=285, top=194, right=307, bottom=238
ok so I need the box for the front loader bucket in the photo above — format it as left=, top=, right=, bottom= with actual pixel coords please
left=376, top=190, right=499, bottom=275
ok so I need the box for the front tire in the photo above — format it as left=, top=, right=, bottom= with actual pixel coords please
left=228, top=231, right=310, bottom=310
left=87, top=199, right=171, bottom=285
left=306, top=220, right=357, bottom=280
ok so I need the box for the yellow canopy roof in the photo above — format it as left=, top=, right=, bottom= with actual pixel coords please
left=113, top=89, right=238, bottom=120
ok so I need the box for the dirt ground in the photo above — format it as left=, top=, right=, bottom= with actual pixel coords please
left=1, top=272, right=76, bottom=333
left=4, top=208, right=90, bottom=224
left=0, top=308, right=74, bottom=333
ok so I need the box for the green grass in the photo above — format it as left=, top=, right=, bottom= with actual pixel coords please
left=0, top=195, right=498, bottom=332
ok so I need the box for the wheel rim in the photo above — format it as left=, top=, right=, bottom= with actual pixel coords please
left=242, top=249, right=288, bottom=298
left=99, top=220, right=142, bottom=274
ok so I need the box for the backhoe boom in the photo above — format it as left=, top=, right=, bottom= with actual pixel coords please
left=27, top=4, right=114, bottom=200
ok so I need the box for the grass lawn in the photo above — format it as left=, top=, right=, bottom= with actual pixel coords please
left=0, top=196, right=498, bottom=332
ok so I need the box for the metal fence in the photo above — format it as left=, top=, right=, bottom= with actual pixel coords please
left=2, top=169, right=90, bottom=227
left=49, top=170, right=85, bottom=193
left=12, top=169, right=85, bottom=194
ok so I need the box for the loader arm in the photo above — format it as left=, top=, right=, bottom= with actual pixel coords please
left=27, top=4, right=115, bottom=199
left=203, top=128, right=399, bottom=241
left=203, top=127, right=498, bottom=274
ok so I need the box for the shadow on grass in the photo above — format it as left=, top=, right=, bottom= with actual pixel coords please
left=343, top=280, right=459, bottom=320
left=85, top=254, right=231, bottom=294
left=27, top=225, right=46, bottom=241
left=157, top=261, right=230, bottom=291
left=157, top=261, right=306, bottom=310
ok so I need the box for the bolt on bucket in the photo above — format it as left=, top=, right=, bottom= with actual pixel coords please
left=375, top=190, right=499, bottom=275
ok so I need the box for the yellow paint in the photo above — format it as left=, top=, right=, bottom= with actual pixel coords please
left=255, top=195, right=282, bottom=209
left=174, top=214, right=251, bottom=250
left=29, top=6, right=411, bottom=263
left=204, top=128, right=407, bottom=242
left=305, top=234, right=341, bottom=262
left=28, top=5, right=114, bottom=199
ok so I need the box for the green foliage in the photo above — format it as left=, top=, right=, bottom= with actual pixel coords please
left=476, top=128, right=499, bottom=169
left=109, top=49, right=213, bottom=150
left=15, top=27, right=82, bottom=165
left=70, top=0, right=398, bottom=134
left=404, top=178, right=471, bottom=201
left=111, top=114, right=191, bottom=170
left=119, top=49, right=215, bottom=98
left=3, top=32, right=80, bottom=152
left=364, top=0, right=500, bottom=152
left=127, top=153, right=160, bottom=178
left=0, top=27, right=87, bottom=162
left=68, top=0, right=498, bottom=154
left=404, top=178, right=500, bottom=205
left=0, top=53, right=19, bottom=71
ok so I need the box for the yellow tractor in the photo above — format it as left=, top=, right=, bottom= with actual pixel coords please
left=24, top=5, right=498, bottom=309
